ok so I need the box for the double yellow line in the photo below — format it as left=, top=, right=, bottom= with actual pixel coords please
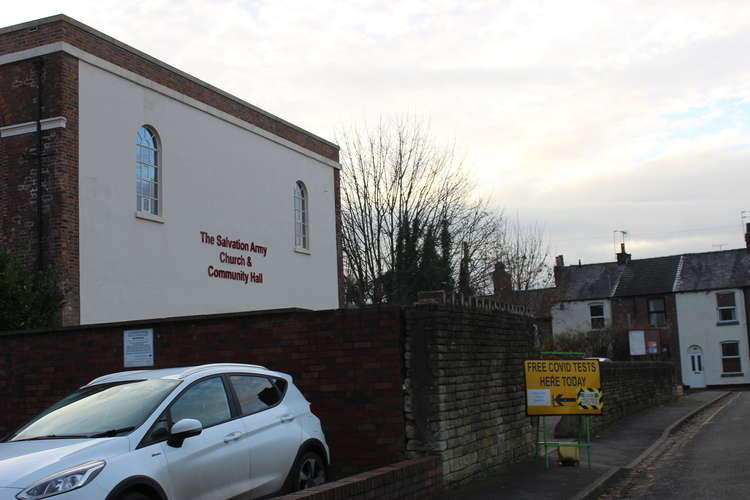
left=701, top=392, right=742, bottom=426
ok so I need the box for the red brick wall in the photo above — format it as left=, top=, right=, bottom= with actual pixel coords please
left=0, top=307, right=405, bottom=477
left=276, top=457, right=443, bottom=500
left=0, top=52, right=80, bottom=325
left=611, top=294, right=682, bottom=383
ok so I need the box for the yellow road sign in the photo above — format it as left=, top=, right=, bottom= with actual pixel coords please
left=524, top=359, right=603, bottom=415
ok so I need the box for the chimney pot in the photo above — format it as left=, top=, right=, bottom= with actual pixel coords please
left=745, top=222, right=750, bottom=250
left=616, top=243, right=631, bottom=265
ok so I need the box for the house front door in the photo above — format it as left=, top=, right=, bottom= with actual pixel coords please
left=687, top=345, right=706, bottom=388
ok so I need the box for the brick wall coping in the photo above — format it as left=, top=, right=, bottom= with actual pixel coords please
left=600, top=361, right=674, bottom=370
left=0, top=304, right=403, bottom=338
left=0, top=307, right=310, bottom=338
left=275, top=457, right=442, bottom=499
left=412, top=297, right=532, bottom=317
left=0, top=15, right=340, bottom=162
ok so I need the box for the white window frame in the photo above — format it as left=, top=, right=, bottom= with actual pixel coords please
left=136, top=125, right=163, bottom=220
left=716, top=292, right=737, bottom=324
left=589, top=303, right=605, bottom=330
left=293, top=181, right=309, bottom=252
left=720, top=341, right=742, bottom=374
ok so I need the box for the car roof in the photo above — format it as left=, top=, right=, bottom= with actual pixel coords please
left=84, top=363, right=278, bottom=386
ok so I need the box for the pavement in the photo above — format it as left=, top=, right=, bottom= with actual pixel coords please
left=436, top=390, right=729, bottom=500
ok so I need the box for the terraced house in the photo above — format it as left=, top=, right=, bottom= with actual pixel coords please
left=549, top=226, right=750, bottom=388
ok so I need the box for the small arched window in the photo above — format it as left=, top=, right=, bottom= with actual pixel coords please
left=136, top=126, right=160, bottom=215
left=294, top=181, right=308, bottom=249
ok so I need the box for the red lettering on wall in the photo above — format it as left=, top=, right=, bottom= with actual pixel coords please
left=202, top=230, right=267, bottom=285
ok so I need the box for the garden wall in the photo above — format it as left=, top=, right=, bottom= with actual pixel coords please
left=6, top=300, right=651, bottom=489
left=0, top=306, right=405, bottom=478
left=596, top=361, right=676, bottom=431
left=276, top=457, right=443, bottom=500
left=404, top=301, right=538, bottom=486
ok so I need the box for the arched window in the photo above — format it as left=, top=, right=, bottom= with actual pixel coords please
left=294, top=181, right=308, bottom=249
left=136, top=126, right=160, bottom=215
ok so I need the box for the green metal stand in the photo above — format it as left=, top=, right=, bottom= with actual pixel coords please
left=534, top=352, right=593, bottom=469
left=536, top=416, right=592, bottom=469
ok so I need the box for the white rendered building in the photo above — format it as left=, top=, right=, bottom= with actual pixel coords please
left=0, top=15, right=343, bottom=325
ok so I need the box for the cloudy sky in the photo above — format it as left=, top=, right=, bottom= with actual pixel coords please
left=7, top=1, right=750, bottom=264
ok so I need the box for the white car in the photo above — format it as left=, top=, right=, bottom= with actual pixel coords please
left=0, top=364, right=329, bottom=500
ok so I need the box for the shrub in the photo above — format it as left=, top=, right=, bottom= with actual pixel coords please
left=0, top=250, right=66, bottom=330
left=542, top=329, right=628, bottom=360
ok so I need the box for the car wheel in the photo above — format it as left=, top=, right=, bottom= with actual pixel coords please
left=292, top=451, right=327, bottom=491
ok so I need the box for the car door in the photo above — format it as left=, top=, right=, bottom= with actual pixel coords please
left=159, top=376, right=251, bottom=500
left=228, top=375, right=302, bottom=497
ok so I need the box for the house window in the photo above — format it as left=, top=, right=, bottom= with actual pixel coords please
left=589, top=303, right=605, bottom=330
left=136, top=126, right=160, bottom=215
left=716, top=292, right=737, bottom=323
left=293, top=181, right=308, bottom=249
left=648, top=298, right=666, bottom=327
left=721, top=341, right=741, bottom=374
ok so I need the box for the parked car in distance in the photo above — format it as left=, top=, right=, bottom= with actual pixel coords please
left=0, top=363, right=329, bottom=500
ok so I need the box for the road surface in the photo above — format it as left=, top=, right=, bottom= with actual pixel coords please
left=598, top=390, right=749, bottom=500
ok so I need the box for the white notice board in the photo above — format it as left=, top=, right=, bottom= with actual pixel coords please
left=124, top=328, right=154, bottom=367
left=629, top=330, right=646, bottom=356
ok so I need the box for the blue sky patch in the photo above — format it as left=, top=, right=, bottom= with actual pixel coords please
left=664, top=98, right=750, bottom=140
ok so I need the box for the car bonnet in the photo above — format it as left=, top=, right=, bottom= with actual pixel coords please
left=0, top=437, right=129, bottom=488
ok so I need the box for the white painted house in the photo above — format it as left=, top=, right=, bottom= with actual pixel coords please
left=673, top=251, right=750, bottom=388
left=550, top=257, right=622, bottom=335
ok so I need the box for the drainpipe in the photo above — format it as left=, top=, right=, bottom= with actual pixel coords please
left=34, top=58, right=44, bottom=270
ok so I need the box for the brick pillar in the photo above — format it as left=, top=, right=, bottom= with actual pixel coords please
left=0, top=52, right=80, bottom=325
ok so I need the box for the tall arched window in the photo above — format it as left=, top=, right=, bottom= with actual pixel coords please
left=294, top=181, right=308, bottom=249
left=136, top=126, right=160, bottom=215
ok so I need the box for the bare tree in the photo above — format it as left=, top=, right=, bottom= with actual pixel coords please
left=496, top=215, right=552, bottom=291
left=339, top=117, right=501, bottom=304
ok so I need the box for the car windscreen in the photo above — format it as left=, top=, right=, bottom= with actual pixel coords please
left=7, top=379, right=181, bottom=442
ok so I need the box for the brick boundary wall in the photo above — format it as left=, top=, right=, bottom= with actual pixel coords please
left=593, top=361, right=676, bottom=432
left=0, top=307, right=405, bottom=478
left=276, top=457, right=443, bottom=500
left=403, top=304, right=538, bottom=487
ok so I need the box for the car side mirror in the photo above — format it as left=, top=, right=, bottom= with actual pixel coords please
left=167, top=418, right=203, bottom=448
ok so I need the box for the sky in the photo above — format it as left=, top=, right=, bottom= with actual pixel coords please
left=5, top=0, right=750, bottom=265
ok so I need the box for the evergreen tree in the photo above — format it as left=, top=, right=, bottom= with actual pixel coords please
left=417, top=224, right=440, bottom=292
left=386, top=216, right=423, bottom=304
left=438, top=218, right=454, bottom=291
left=458, top=241, right=473, bottom=297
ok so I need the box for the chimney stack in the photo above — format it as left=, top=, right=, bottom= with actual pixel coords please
left=745, top=223, right=750, bottom=250
left=492, top=262, right=513, bottom=301
left=553, top=255, right=565, bottom=287
left=616, top=243, right=631, bottom=265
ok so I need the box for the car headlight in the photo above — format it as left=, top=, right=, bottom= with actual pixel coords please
left=17, top=460, right=105, bottom=499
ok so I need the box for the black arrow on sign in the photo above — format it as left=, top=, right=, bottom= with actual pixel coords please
left=554, top=394, right=577, bottom=406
